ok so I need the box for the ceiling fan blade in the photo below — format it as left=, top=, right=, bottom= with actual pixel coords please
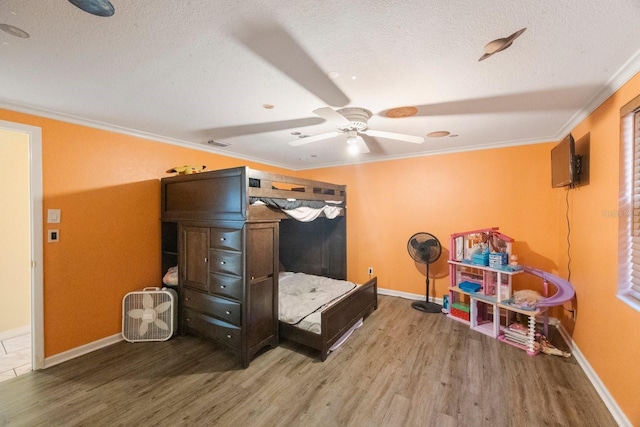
left=236, top=25, right=349, bottom=107
left=354, top=136, right=370, bottom=154
left=313, top=107, right=351, bottom=127
left=363, top=129, right=424, bottom=144
left=289, top=131, right=343, bottom=146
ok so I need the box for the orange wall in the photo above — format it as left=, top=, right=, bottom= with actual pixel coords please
left=0, top=108, right=290, bottom=357
left=3, top=66, right=640, bottom=422
left=564, top=73, right=640, bottom=423
left=301, top=74, right=640, bottom=424
left=302, top=145, right=561, bottom=294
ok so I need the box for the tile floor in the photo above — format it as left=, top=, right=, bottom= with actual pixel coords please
left=0, top=332, right=31, bottom=383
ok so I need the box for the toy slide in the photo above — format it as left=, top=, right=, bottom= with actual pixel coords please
left=522, top=266, right=575, bottom=307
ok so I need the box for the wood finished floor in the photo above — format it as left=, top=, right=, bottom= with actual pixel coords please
left=0, top=295, right=617, bottom=427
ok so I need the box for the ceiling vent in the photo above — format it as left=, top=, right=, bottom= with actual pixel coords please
left=207, top=140, right=230, bottom=147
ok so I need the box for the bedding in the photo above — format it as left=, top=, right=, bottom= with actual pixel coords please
left=279, top=272, right=357, bottom=334
left=250, top=197, right=343, bottom=222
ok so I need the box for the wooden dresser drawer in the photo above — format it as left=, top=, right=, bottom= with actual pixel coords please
left=209, top=273, right=243, bottom=301
left=210, top=228, right=242, bottom=251
left=209, top=250, right=242, bottom=276
left=183, top=308, right=241, bottom=350
left=183, top=288, right=241, bottom=326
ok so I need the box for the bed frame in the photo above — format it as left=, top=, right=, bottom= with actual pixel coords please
left=279, top=276, right=378, bottom=360
left=161, top=166, right=378, bottom=361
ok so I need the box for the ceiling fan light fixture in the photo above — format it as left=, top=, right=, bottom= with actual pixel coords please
left=346, top=131, right=358, bottom=144
left=347, top=143, right=360, bottom=155
left=346, top=130, right=359, bottom=155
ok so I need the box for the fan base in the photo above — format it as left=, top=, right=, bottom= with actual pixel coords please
left=411, top=300, right=442, bottom=313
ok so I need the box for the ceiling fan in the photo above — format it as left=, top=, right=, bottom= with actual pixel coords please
left=289, top=107, right=424, bottom=154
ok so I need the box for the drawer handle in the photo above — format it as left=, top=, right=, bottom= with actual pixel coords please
left=220, top=285, right=226, bottom=289
left=185, top=297, right=190, bottom=301
left=226, top=334, right=232, bottom=339
left=204, top=257, right=208, bottom=263
left=220, top=261, right=226, bottom=265
left=186, top=318, right=191, bottom=322
left=225, top=310, right=231, bottom=315
left=220, top=237, right=226, bottom=241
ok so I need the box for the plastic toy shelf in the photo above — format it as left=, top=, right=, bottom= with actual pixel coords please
left=448, top=260, right=523, bottom=275
left=497, top=304, right=547, bottom=355
left=447, top=228, right=576, bottom=356
left=448, top=261, right=523, bottom=338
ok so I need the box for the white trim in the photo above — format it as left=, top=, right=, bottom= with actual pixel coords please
left=0, top=325, right=30, bottom=342
left=555, top=323, right=632, bottom=427
left=44, top=334, right=123, bottom=369
left=0, top=100, right=295, bottom=171
left=378, top=287, right=444, bottom=305
left=4, top=45, right=640, bottom=172
left=0, top=120, right=44, bottom=370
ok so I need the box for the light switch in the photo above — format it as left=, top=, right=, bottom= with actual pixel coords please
left=47, top=209, right=61, bottom=224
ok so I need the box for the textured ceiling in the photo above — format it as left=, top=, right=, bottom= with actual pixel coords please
left=2, top=0, right=640, bottom=169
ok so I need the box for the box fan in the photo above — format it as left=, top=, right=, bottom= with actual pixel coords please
left=122, top=287, right=178, bottom=342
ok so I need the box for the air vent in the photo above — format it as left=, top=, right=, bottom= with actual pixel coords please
left=207, top=140, right=230, bottom=147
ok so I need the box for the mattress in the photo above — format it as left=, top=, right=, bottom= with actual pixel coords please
left=279, top=272, right=357, bottom=334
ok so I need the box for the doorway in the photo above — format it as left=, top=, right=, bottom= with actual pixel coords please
left=0, top=120, right=44, bottom=377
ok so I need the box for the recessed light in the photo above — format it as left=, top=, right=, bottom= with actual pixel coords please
left=0, top=23, right=29, bottom=38
left=262, top=104, right=274, bottom=109
left=291, top=131, right=301, bottom=136
left=327, top=71, right=340, bottom=79
left=449, top=134, right=459, bottom=138
left=298, top=135, right=309, bottom=139
left=385, top=106, right=418, bottom=118
left=427, top=131, right=451, bottom=138
left=351, top=76, right=357, bottom=80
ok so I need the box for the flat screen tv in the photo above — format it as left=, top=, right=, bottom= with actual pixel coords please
left=551, top=133, right=576, bottom=188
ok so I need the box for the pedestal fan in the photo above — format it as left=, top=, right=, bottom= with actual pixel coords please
left=407, top=232, right=442, bottom=313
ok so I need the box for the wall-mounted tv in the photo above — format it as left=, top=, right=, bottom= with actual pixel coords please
left=551, top=133, right=576, bottom=188
left=551, top=132, right=590, bottom=188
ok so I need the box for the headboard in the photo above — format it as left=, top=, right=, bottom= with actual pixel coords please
left=161, top=166, right=347, bottom=279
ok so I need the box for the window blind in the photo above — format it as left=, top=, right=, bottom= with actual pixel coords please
left=629, top=110, right=640, bottom=299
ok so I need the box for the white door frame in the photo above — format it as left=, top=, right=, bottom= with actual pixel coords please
left=0, top=120, right=44, bottom=369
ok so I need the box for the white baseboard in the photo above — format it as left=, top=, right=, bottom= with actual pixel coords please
left=0, top=325, right=30, bottom=341
left=43, top=333, right=123, bottom=369
left=555, top=323, right=632, bottom=427
left=378, top=287, right=444, bottom=305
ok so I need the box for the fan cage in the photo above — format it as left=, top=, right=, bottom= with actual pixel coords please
left=122, top=288, right=177, bottom=342
left=407, top=232, right=442, bottom=264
